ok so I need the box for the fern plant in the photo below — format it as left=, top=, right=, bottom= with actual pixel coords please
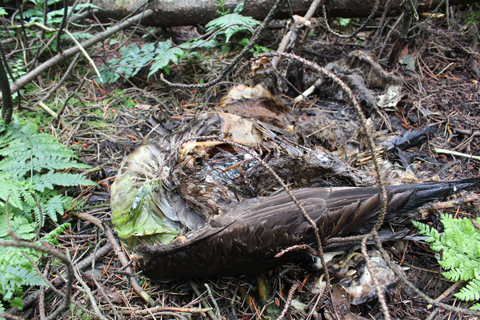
left=0, top=116, right=95, bottom=223
left=413, top=214, right=480, bottom=310
left=0, top=116, right=95, bottom=309
left=0, top=221, right=70, bottom=309
left=98, top=40, right=185, bottom=84
left=205, top=1, right=260, bottom=43
left=98, top=1, right=262, bottom=84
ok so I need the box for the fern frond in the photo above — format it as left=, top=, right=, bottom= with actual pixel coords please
left=31, top=155, right=90, bottom=172
left=471, top=303, right=480, bottom=311
left=456, top=278, right=480, bottom=301
left=0, top=176, right=31, bottom=210
left=205, top=12, right=259, bottom=33
left=412, top=220, right=440, bottom=241
left=41, top=223, right=71, bottom=245
left=34, top=194, right=65, bottom=222
left=414, top=214, right=480, bottom=309
left=5, top=265, right=46, bottom=287
left=32, top=171, right=96, bottom=192
left=0, top=215, right=36, bottom=240
left=148, top=43, right=184, bottom=78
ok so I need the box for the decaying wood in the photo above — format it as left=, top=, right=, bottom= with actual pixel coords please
left=91, top=0, right=480, bottom=27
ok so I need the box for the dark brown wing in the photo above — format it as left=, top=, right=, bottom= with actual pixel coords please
left=135, top=196, right=329, bottom=278
left=134, top=178, right=480, bottom=279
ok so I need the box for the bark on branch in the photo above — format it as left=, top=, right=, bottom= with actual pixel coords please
left=91, top=0, right=480, bottom=27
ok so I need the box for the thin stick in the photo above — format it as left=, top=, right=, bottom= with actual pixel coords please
left=276, top=283, right=299, bottom=320
left=122, top=306, right=212, bottom=316
left=433, top=148, right=480, bottom=161
left=104, top=225, right=154, bottom=306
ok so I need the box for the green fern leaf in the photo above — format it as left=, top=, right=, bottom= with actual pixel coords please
left=148, top=43, right=184, bottom=78
left=32, top=171, right=96, bottom=192
left=415, top=214, right=480, bottom=309
left=36, top=194, right=65, bottom=222
left=0, top=176, right=27, bottom=210
left=471, top=303, right=480, bottom=311
left=205, top=12, right=259, bottom=42
left=5, top=265, right=47, bottom=287
left=42, top=223, right=71, bottom=245
left=31, top=155, right=90, bottom=172
left=0, top=115, right=94, bottom=309
left=0, top=215, right=36, bottom=240
left=456, top=278, right=480, bottom=301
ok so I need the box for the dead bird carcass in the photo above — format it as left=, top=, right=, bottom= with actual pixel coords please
left=110, top=86, right=480, bottom=279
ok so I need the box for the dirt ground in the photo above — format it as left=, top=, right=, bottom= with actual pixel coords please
left=9, top=4, right=480, bottom=320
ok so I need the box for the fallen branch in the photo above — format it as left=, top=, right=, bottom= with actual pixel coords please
left=122, top=306, right=213, bottom=316
left=90, top=0, right=480, bottom=27
left=5, top=9, right=154, bottom=96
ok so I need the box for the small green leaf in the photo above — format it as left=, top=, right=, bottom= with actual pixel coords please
left=234, top=1, right=244, bottom=13
left=337, top=18, right=351, bottom=26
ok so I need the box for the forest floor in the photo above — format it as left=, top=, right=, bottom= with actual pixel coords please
left=3, top=3, right=480, bottom=320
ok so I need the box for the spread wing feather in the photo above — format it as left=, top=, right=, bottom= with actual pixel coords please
left=135, top=178, right=480, bottom=278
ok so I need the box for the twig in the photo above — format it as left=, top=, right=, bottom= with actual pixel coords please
left=370, top=0, right=393, bottom=47
left=321, top=0, right=380, bottom=39
left=205, top=284, right=221, bottom=320
left=36, top=52, right=81, bottom=109
left=146, top=311, right=187, bottom=320
left=38, top=259, right=51, bottom=320
left=272, top=0, right=320, bottom=68
left=362, top=233, right=391, bottom=319
left=81, top=165, right=103, bottom=176
left=275, top=244, right=318, bottom=258
left=378, top=13, right=404, bottom=58
left=69, top=250, right=109, bottom=320
left=72, top=211, right=105, bottom=232
left=190, top=281, right=216, bottom=320
left=122, top=306, right=212, bottom=316
left=56, top=0, right=68, bottom=53
left=56, top=75, right=86, bottom=119
left=276, top=282, right=299, bottom=320
left=91, top=239, right=125, bottom=320
left=433, top=148, right=480, bottom=161
left=64, top=30, right=102, bottom=81
left=18, top=242, right=112, bottom=311
left=0, top=314, right=23, bottom=320
left=37, top=101, right=57, bottom=118
left=104, top=225, right=154, bottom=306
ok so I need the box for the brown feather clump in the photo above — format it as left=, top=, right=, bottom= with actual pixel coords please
left=219, top=84, right=290, bottom=128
